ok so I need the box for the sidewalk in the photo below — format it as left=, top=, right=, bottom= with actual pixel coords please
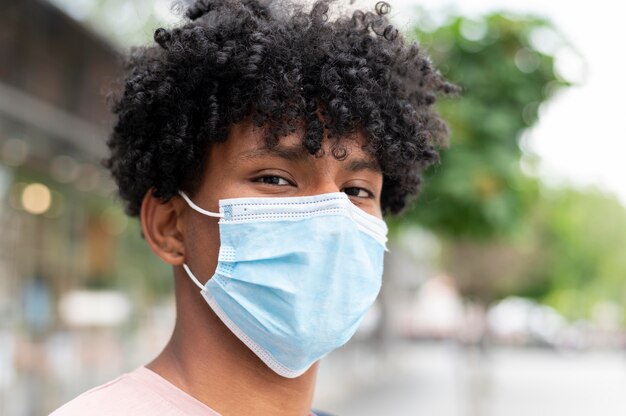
left=314, top=340, right=626, bottom=416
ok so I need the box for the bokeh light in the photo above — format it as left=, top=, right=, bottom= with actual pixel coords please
left=21, top=183, right=52, bottom=215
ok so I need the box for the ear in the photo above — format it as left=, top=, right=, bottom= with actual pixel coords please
left=141, top=188, right=186, bottom=266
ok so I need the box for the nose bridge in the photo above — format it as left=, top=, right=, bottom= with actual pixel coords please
left=305, top=158, right=341, bottom=196
left=312, top=175, right=340, bottom=195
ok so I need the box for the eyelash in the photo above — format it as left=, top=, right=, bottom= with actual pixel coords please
left=254, top=175, right=293, bottom=186
left=253, top=175, right=374, bottom=199
left=343, top=187, right=374, bottom=199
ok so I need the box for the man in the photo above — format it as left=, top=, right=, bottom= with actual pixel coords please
left=52, top=0, right=455, bottom=414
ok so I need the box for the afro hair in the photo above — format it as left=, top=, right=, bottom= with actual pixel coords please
left=105, top=0, right=458, bottom=217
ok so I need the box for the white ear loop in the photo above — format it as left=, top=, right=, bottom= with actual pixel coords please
left=179, top=191, right=222, bottom=290
left=178, top=191, right=223, bottom=218
left=182, top=263, right=206, bottom=290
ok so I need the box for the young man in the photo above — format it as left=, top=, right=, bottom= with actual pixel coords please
left=52, top=0, right=455, bottom=414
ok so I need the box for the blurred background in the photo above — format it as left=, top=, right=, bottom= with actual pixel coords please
left=1, top=0, right=625, bottom=415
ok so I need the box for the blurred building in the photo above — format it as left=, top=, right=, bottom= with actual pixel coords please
left=0, top=0, right=124, bottom=323
left=0, top=1, right=128, bottom=414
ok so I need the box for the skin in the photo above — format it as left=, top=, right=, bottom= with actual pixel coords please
left=140, top=117, right=383, bottom=416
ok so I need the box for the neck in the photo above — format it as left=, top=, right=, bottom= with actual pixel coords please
left=147, top=270, right=318, bottom=416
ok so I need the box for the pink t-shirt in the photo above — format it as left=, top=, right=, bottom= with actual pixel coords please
left=50, top=367, right=222, bottom=416
left=50, top=367, right=321, bottom=416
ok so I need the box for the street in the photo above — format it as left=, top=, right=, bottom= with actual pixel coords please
left=314, top=341, right=626, bottom=416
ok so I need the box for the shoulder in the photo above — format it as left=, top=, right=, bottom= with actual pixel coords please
left=49, top=369, right=171, bottom=416
left=49, top=372, right=128, bottom=415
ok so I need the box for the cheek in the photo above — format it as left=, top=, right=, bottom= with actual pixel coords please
left=367, top=204, right=384, bottom=220
left=185, top=215, right=222, bottom=278
left=373, top=204, right=383, bottom=219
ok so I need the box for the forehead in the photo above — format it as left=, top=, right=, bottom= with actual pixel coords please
left=223, top=119, right=377, bottom=162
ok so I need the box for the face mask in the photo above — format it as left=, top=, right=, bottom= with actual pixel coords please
left=179, top=191, right=388, bottom=378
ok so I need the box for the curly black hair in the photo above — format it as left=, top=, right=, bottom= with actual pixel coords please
left=105, top=0, right=457, bottom=217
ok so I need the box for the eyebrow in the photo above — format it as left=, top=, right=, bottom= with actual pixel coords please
left=239, top=146, right=310, bottom=162
left=346, top=158, right=381, bottom=173
left=239, top=146, right=381, bottom=173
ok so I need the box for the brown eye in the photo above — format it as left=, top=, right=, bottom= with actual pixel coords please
left=255, top=176, right=291, bottom=186
left=342, top=187, right=373, bottom=198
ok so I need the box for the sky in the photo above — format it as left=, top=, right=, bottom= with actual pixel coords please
left=382, top=0, right=626, bottom=206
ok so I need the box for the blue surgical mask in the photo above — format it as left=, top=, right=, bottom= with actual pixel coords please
left=179, top=191, right=388, bottom=378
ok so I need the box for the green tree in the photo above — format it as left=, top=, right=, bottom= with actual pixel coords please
left=530, top=187, right=626, bottom=321
left=405, top=13, right=569, bottom=238
left=395, top=13, right=571, bottom=304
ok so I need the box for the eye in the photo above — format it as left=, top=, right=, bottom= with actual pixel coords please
left=342, top=187, right=373, bottom=199
left=254, top=175, right=292, bottom=186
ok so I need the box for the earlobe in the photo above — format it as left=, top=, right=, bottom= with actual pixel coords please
left=140, top=188, right=186, bottom=266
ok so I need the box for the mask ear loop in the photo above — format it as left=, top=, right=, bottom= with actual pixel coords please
left=178, top=191, right=223, bottom=290
left=178, top=191, right=223, bottom=218
left=182, top=264, right=206, bottom=290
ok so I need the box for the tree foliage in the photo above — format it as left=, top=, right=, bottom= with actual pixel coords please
left=400, top=13, right=569, bottom=240
left=531, top=187, right=626, bottom=320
